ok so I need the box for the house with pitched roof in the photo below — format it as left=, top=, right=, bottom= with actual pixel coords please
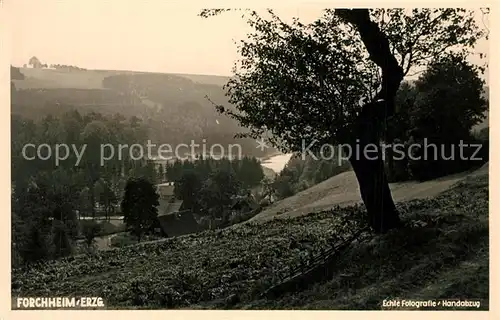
left=155, top=182, right=201, bottom=237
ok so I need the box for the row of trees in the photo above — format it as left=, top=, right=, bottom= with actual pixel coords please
left=164, top=156, right=264, bottom=188
left=273, top=155, right=352, bottom=199
left=24, top=56, right=86, bottom=70
left=171, top=158, right=264, bottom=223
left=12, top=110, right=154, bottom=195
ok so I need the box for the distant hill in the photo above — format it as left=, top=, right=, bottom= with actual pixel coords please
left=172, top=73, right=230, bottom=86
left=10, top=67, right=274, bottom=158
left=13, top=68, right=230, bottom=89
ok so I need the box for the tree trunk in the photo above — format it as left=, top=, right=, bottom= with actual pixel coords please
left=347, top=100, right=401, bottom=233
left=90, top=188, right=96, bottom=219
left=336, top=9, right=405, bottom=233
left=350, top=157, right=400, bottom=233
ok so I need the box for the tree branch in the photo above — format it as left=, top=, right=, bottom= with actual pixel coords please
left=336, top=9, right=404, bottom=115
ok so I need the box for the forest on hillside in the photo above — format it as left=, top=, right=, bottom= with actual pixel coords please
left=11, top=67, right=276, bottom=158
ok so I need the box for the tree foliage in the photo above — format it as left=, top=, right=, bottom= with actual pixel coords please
left=29, top=56, right=42, bottom=68
left=369, top=9, right=486, bottom=76
left=383, top=53, right=487, bottom=181
left=167, top=157, right=264, bottom=188
left=412, top=54, right=487, bottom=136
left=407, top=54, right=487, bottom=180
left=121, top=178, right=160, bottom=241
left=213, top=10, right=373, bottom=150
left=199, top=169, right=241, bottom=220
left=200, top=9, right=487, bottom=153
left=174, top=170, right=203, bottom=212
left=11, top=110, right=159, bottom=264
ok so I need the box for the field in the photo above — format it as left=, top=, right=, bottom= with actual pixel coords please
left=12, top=170, right=489, bottom=310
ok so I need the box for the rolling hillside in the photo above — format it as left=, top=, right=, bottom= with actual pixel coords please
left=10, top=67, right=274, bottom=158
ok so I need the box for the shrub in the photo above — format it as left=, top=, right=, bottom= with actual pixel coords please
left=16, top=225, right=51, bottom=264
left=51, top=220, right=74, bottom=258
left=408, top=136, right=488, bottom=181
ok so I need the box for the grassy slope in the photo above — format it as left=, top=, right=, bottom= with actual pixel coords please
left=250, top=165, right=485, bottom=223
left=12, top=168, right=489, bottom=310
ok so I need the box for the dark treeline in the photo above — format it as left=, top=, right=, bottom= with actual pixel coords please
left=384, top=55, right=489, bottom=182
left=167, top=157, right=265, bottom=226
left=49, top=64, right=87, bottom=71
left=165, top=156, right=264, bottom=188
left=22, top=55, right=87, bottom=70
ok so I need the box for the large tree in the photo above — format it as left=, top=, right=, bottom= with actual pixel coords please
left=200, top=8, right=487, bottom=233
left=199, top=169, right=241, bottom=221
left=28, top=56, right=42, bottom=69
left=174, top=170, right=203, bottom=212
left=121, top=177, right=160, bottom=242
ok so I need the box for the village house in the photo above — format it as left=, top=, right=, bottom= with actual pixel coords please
left=155, top=182, right=201, bottom=237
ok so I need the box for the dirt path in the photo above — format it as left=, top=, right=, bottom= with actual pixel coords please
left=94, top=233, right=120, bottom=250
left=250, top=163, right=488, bottom=223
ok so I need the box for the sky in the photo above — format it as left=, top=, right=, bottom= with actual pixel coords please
left=9, top=1, right=489, bottom=79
